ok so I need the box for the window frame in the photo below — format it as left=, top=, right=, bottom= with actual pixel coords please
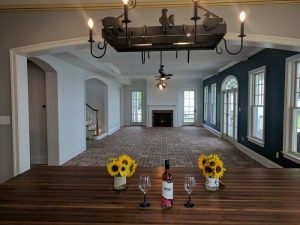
left=283, top=54, right=300, bottom=164
left=130, top=90, right=143, bottom=124
left=211, top=83, right=217, bottom=124
left=204, top=86, right=208, bottom=122
left=247, top=65, right=266, bottom=147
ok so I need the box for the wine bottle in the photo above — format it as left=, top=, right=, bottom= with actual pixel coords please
left=161, top=159, right=173, bottom=208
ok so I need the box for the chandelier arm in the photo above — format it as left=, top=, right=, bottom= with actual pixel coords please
left=141, top=51, right=146, bottom=64
left=90, top=41, right=108, bottom=59
left=219, top=37, right=244, bottom=55
left=215, top=43, right=224, bottom=54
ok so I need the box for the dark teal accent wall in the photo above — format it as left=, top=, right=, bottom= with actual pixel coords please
left=203, top=48, right=299, bottom=168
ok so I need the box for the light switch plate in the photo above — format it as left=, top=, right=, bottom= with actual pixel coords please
left=0, top=116, right=11, bottom=125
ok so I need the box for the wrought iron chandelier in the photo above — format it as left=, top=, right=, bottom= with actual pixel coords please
left=88, top=0, right=246, bottom=64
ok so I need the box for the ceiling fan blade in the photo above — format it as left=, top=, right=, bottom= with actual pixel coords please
left=166, top=77, right=171, bottom=79
left=166, top=74, right=174, bottom=76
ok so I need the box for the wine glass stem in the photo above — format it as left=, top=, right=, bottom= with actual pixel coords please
left=143, top=193, right=147, bottom=205
left=188, top=193, right=191, bottom=203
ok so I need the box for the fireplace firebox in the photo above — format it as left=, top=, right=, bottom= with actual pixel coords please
left=152, top=110, right=173, bottom=127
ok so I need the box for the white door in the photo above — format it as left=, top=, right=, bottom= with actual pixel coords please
left=222, top=89, right=238, bottom=142
left=183, top=89, right=196, bottom=125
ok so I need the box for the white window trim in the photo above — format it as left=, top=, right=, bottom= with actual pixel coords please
left=247, top=65, right=266, bottom=147
left=210, top=83, right=216, bottom=125
left=130, top=90, right=143, bottom=124
left=283, top=53, right=300, bottom=164
left=204, top=86, right=208, bottom=122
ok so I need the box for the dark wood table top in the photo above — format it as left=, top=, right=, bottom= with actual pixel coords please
left=0, top=166, right=300, bottom=225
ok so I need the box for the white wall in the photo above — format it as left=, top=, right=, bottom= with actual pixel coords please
left=38, top=55, right=87, bottom=164
left=85, top=78, right=107, bottom=132
left=123, top=78, right=203, bottom=127
left=123, top=79, right=147, bottom=126
left=37, top=55, right=122, bottom=164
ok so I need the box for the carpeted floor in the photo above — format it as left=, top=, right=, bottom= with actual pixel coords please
left=64, top=126, right=264, bottom=168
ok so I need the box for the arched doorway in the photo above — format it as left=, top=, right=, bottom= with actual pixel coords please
left=85, top=78, right=108, bottom=140
left=221, top=76, right=238, bottom=142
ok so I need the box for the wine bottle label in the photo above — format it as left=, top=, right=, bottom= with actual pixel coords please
left=162, top=181, right=173, bottom=199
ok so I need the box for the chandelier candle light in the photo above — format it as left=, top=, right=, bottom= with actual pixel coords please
left=87, top=0, right=247, bottom=62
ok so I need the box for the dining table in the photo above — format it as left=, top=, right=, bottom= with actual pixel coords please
left=0, top=166, right=299, bottom=224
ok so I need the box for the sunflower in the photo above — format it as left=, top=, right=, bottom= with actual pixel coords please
left=119, top=164, right=130, bottom=177
left=127, top=160, right=137, bottom=177
left=203, top=163, right=214, bottom=178
left=198, top=154, right=207, bottom=170
left=214, top=162, right=225, bottom=179
left=107, top=160, right=121, bottom=176
left=118, top=154, right=132, bottom=166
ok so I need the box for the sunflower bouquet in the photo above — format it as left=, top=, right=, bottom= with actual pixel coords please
left=107, top=154, right=137, bottom=177
left=198, top=154, right=225, bottom=179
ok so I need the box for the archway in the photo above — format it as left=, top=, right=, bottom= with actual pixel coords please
left=85, top=78, right=108, bottom=140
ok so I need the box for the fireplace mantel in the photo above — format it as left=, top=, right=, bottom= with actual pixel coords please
left=147, top=105, right=178, bottom=127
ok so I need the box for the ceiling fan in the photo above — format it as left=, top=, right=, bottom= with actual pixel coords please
left=154, top=51, right=174, bottom=82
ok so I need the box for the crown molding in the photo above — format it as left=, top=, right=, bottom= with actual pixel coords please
left=0, top=0, right=299, bottom=12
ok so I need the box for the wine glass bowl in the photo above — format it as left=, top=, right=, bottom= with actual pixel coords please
left=139, top=174, right=151, bottom=207
left=184, top=174, right=196, bottom=208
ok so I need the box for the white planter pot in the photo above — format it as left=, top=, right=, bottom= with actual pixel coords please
left=205, top=177, right=219, bottom=191
left=114, top=176, right=126, bottom=190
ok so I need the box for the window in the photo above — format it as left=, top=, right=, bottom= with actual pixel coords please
left=211, top=83, right=216, bottom=124
left=283, top=54, right=300, bottom=164
left=204, top=86, right=208, bottom=121
left=248, top=66, right=266, bottom=146
left=131, top=91, right=143, bottom=123
left=183, top=90, right=196, bottom=124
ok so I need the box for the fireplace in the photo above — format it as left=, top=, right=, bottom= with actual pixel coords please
left=152, top=110, right=173, bottom=127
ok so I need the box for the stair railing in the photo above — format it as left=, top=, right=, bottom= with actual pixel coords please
left=85, top=103, right=99, bottom=136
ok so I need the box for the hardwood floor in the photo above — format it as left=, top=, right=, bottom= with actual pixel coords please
left=65, top=126, right=264, bottom=168
left=0, top=166, right=299, bottom=224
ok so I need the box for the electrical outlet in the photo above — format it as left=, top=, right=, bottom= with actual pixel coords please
left=276, top=152, right=279, bottom=159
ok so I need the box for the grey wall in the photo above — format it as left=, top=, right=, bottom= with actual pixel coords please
left=1, top=4, right=300, bottom=182
left=86, top=78, right=107, bottom=132
left=123, top=79, right=147, bottom=126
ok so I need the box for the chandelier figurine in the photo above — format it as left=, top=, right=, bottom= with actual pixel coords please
left=88, top=0, right=246, bottom=62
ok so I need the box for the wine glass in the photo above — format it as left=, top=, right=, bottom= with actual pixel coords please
left=184, top=174, right=196, bottom=208
left=139, top=174, right=151, bottom=207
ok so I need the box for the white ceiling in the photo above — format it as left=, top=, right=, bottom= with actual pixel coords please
left=49, top=44, right=260, bottom=81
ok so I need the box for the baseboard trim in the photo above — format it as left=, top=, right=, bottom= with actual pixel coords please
left=93, top=132, right=107, bottom=140
left=108, top=126, right=120, bottom=135
left=235, top=143, right=282, bottom=168
left=203, top=124, right=221, bottom=137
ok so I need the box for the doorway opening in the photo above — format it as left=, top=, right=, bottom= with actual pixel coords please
left=183, top=89, right=196, bottom=125
left=85, top=78, right=108, bottom=140
left=221, top=76, right=238, bottom=142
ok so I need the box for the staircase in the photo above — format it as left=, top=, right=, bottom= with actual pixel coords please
left=86, top=103, right=102, bottom=140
